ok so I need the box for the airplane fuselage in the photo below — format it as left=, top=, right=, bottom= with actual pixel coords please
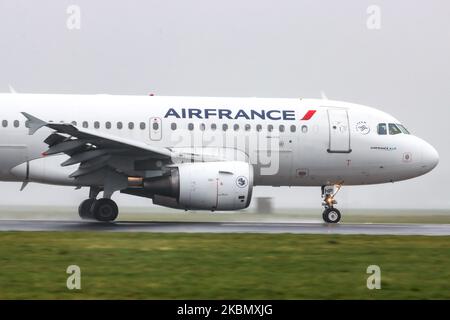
left=0, top=94, right=438, bottom=188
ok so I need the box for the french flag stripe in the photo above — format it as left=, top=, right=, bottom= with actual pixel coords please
left=301, top=110, right=316, bottom=120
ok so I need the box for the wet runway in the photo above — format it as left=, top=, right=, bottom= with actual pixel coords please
left=0, top=220, right=450, bottom=235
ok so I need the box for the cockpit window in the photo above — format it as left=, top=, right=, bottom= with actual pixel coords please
left=378, top=122, right=410, bottom=135
left=397, top=124, right=410, bottom=134
left=377, top=123, right=387, bottom=135
left=388, top=123, right=402, bottom=135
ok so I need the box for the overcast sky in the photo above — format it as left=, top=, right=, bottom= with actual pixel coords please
left=0, top=0, right=448, bottom=210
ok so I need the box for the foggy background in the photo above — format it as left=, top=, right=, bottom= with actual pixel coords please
left=0, top=0, right=448, bottom=210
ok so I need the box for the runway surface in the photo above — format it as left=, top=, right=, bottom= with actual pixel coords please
left=0, top=220, right=450, bottom=235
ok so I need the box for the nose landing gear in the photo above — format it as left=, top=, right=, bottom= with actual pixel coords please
left=321, top=184, right=342, bottom=223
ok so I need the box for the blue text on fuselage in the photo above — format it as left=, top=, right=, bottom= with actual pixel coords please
left=164, top=108, right=296, bottom=120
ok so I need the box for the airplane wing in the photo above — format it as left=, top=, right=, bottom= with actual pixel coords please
left=22, top=112, right=175, bottom=177
left=21, top=112, right=245, bottom=195
left=23, top=112, right=172, bottom=156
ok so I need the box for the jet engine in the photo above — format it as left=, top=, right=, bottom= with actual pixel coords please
left=125, top=161, right=253, bottom=211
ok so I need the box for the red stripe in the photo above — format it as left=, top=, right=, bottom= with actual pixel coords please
left=301, top=110, right=316, bottom=120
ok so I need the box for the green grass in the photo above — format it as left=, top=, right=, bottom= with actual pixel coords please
left=0, top=232, right=449, bottom=299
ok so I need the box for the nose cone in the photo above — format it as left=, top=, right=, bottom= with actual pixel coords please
left=421, top=142, right=439, bottom=172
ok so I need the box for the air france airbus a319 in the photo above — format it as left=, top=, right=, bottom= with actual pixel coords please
left=0, top=93, right=439, bottom=223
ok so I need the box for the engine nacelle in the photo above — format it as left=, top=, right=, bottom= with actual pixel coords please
left=148, top=161, right=253, bottom=211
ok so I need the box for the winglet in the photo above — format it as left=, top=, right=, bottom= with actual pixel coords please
left=21, top=112, right=47, bottom=135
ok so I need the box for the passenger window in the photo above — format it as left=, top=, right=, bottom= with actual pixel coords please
left=13, top=120, right=19, bottom=128
left=94, top=121, right=100, bottom=129
left=82, top=121, right=88, bottom=128
left=377, top=123, right=387, bottom=135
left=279, top=125, right=285, bottom=132
left=256, top=124, right=262, bottom=132
left=117, top=122, right=123, bottom=129
left=25, top=120, right=29, bottom=128
left=301, top=125, right=308, bottom=133
left=71, top=121, right=77, bottom=126
left=388, top=123, right=401, bottom=135
left=129, top=122, right=135, bottom=130
left=268, top=124, right=273, bottom=132
left=140, top=122, right=146, bottom=130
left=290, top=125, right=296, bottom=133
left=151, top=122, right=157, bottom=130
left=2, top=120, right=7, bottom=127
left=188, top=123, right=194, bottom=131
left=171, top=123, right=177, bottom=130
left=105, top=121, right=111, bottom=129
left=222, top=124, right=228, bottom=131
left=200, top=123, right=206, bottom=131
left=233, top=124, right=239, bottom=131
left=245, top=124, right=251, bottom=131
left=211, top=123, right=217, bottom=131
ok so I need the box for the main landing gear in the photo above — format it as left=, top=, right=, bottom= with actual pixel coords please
left=321, top=184, right=342, bottom=224
left=78, top=187, right=119, bottom=222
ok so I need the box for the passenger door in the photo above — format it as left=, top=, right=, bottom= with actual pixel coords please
left=327, top=109, right=351, bottom=153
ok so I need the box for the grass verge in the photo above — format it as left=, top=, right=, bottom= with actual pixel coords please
left=0, top=232, right=449, bottom=299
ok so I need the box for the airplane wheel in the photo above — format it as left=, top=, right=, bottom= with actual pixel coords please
left=322, top=208, right=341, bottom=223
left=78, top=198, right=96, bottom=220
left=91, top=198, right=119, bottom=222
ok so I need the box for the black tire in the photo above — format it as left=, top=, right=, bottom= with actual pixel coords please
left=78, top=198, right=96, bottom=220
left=322, top=208, right=341, bottom=223
left=91, top=198, right=119, bottom=222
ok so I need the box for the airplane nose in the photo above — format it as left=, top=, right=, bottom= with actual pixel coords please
left=422, top=141, right=439, bottom=172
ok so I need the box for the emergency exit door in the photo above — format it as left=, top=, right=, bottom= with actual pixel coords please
left=327, top=109, right=351, bottom=153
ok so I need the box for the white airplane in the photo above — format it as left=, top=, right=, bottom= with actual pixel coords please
left=0, top=93, right=439, bottom=223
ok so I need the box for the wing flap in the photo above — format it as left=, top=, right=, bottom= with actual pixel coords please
left=44, top=139, right=94, bottom=156
left=44, top=133, right=68, bottom=147
left=61, top=149, right=113, bottom=167
left=69, top=159, right=110, bottom=178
